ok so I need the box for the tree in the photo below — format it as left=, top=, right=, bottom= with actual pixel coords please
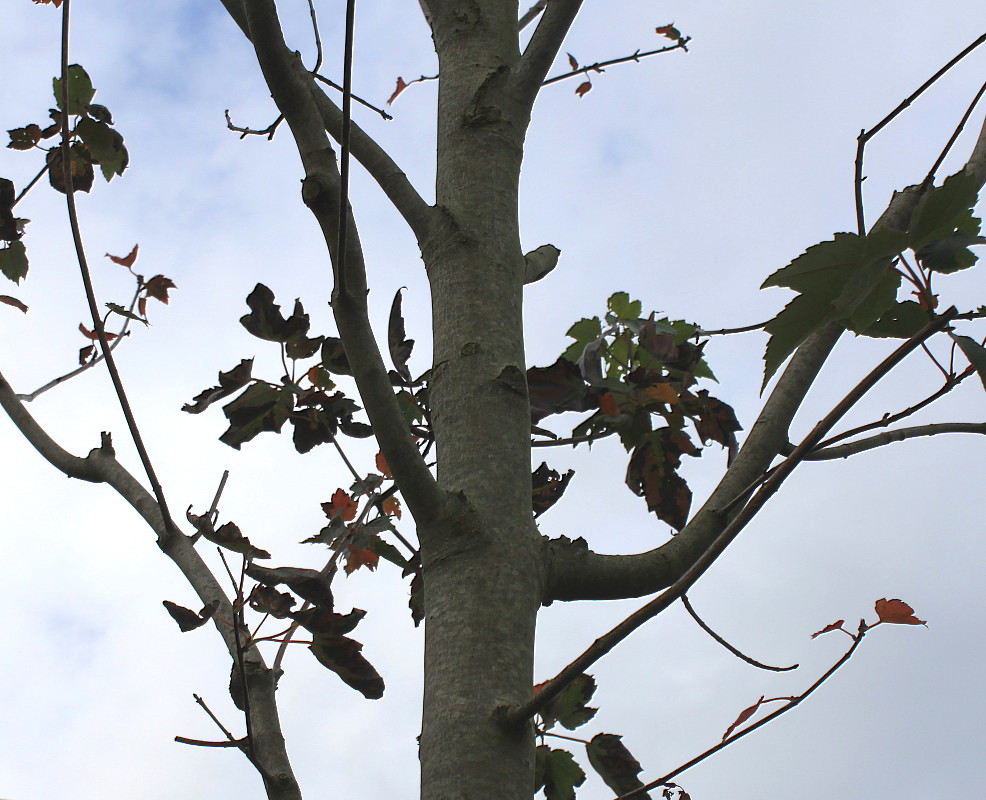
left=2, top=2, right=985, bottom=799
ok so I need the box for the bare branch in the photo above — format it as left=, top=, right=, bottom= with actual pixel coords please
left=807, top=421, right=986, bottom=460
left=519, top=0, right=548, bottom=31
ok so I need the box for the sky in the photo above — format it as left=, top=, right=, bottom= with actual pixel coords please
left=2, top=2, right=985, bottom=799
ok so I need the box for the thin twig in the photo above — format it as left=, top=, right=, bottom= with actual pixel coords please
left=58, top=0, right=179, bottom=540
left=854, top=32, right=986, bottom=233
left=225, top=108, right=283, bottom=140
left=541, top=39, right=691, bottom=88
left=12, top=163, right=49, bottom=207
left=925, top=78, right=986, bottom=185
left=681, top=595, right=798, bottom=672
left=695, top=320, right=771, bottom=336
left=335, top=0, right=356, bottom=299
left=312, top=74, right=392, bottom=120
left=519, top=0, right=548, bottom=31
left=305, top=0, right=323, bottom=74
left=191, top=693, right=241, bottom=745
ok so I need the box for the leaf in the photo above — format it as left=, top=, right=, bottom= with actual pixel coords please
left=310, top=632, right=385, bottom=699
left=950, top=334, right=986, bottom=390
left=608, top=292, right=642, bottom=321
left=388, top=288, right=414, bottom=381
left=0, top=294, right=28, bottom=313
left=106, top=244, right=138, bottom=268
left=320, top=336, right=352, bottom=374
left=861, top=301, right=929, bottom=338
left=246, top=564, right=334, bottom=608
left=247, top=585, right=296, bottom=618
left=6, top=125, right=43, bottom=151
left=542, top=673, right=598, bottom=731
left=182, top=358, right=254, bottom=414
left=532, top=462, right=575, bottom=517
left=598, top=391, right=620, bottom=417
left=0, top=177, right=21, bottom=242
left=345, top=544, right=380, bottom=574
left=75, top=117, right=128, bottom=180
left=375, top=451, right=392, bottom=479
left=0, top=241, right=29, bottom=284
left=53, top=64, right=96, bottom=115
left=625, top=436, right=691, bottom=530
left=810, top=619, right=846, bottom=639
left=162, top=600, right=217, bottom=632
left=47, top=144, right=94, bottom=194
left=907, top=170, right=981, bottom=250
left=106, top=302, right=146, bottom=325
left=387, top=76, right=408, bottom=105
left=528, top=358, right=599, bottom=422
left=567, top=52, right=579, bottom=71
left=575, top=81, right=592, bottom=97
left=291, top=606, right=365, bottom=635
left=186, top=508, right=271, bottom=560
left=655, top=24, right=682, bottom=40
left=535, top=746, right=586, bottom=800
left=874, top=598, right=926, bottom=626
left=585, top=734, right=650, bottom=799
left=382, top=495, right=402, bottom=519
left=693, top=390, right=742, bottom=461
left=219, top=382, right=292, bottom=449
left=78, top=322, right=118, bottom=342
left=239, top=284, right=309, bottom=343
left=722, top=695, right=765, bottom=740
left=916, top=231, right=985, bottom=274
left=322, top=488, right=358, bottom=522
left=143, top=274, right=176, bottom=304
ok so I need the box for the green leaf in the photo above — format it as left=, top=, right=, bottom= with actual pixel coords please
left=0, top=241, right=29, bottom=284
left=950, top=334, right=986, bottom=390
left=535, top=746, right=586, bottom=800
left=540, top=674, right=598, bottom=731
left=6, top=125, right=42, bottom=151
left=915, top=231, right=985, bottom=273
left=762, top=233, right=865, bottom=293
left=585, top=734, right=649, bottom=798
left=106, top=302, right=147, bottom=325
left=53, top=65, right=96, bottom=115
left=908, top=170, right=981, bottom=250
left=607, top=291, right=641, bottom=321
left=860, top=301, right=929, bottom=338
left=76, top=117, right=128, bottom=180
left=763, top=293, right=832, bottom=388
left=219, top=382, right=292, bottom=449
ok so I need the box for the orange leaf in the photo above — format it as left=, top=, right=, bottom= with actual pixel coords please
left=321, top=488, right=357, bottom=522
left=875, top=598, right=926, bottom=626
left=382, top=496, right=402, bottom=519
left=106, top=244, right=138, bottom=268
left=387, top=77, right=408, bottom=105
left=810, top=619, right=845, bottom=639
left=575, top=81, right=592, bottom=98
left=644, top=383, right=679, bottom=404
left=144, top=274, right=176, bottom=304
left=723, top=696, right=764, bottom=740
left=375, top=451, right=392, bottom=479
left=33, top=0, right=64, bottom=6
left=655, top=24, right=681, bottom=41
left=345, top=545, right=379, bottom=574
left=598, top=392, right=620, bottom=417
left=0, top=295, right=28, bottom=313
left=78, top=322, right=118, bottom=341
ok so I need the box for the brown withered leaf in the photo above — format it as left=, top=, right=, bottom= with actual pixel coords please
left=106, top=244, right=138, bottom=268
left=875, top=598, right=927, bottom=627
left=388, top=288, right=414, bottom=381
left=246, top=564, right=334, bottom=608
left=532, top=462, right=575, bottom=517
left=694, top=390, right=742, bottom=462
left=144, top=274, right=176, bottom=304
left=528, top=357, right=598, bottom=422
left=182, top=358, right=254, bottom=414
left=78, top=322, right=118, bottom=342
left=248, top=585, right=296, bottom=618
left=810, top=619, right=846, bottom=639
left=291, top=606, right=365, bottom=636
left=625, top=438, right=691, bottom=530
left=0, top=295, right=28, bottom=313
left=387, top=76, right=409, bottom=105
left=586, top=733, right=651, bottom=799
left=722, top=695, right=765, bottom=740
left=310, top=632, right=385, bottom=699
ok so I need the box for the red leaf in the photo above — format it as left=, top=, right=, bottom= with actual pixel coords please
left=567, top=52, right=579, bottom=71
left=598, top=392, right=620, bottom=417
left=655, top=24, right=682, bottom=41
left=387, top=77, right=408, bottom=105
left=78, top=322, right=118, bottom=341
left=875, top=598, right=926, bottom=626
left=375, top=451, right=392, bottom=479
left=33, top=0, right=65, bottom=7
left=106, top=244, right=138, bottom=268
left=345, top=545, right=379, bottom=574
left=144, top=274, right=176, bottom=304
left=575, top=81, right=592, bottom=98
left=722, top=695, right=764, bottom=740
left=322, top=488, right=357, bottom=522
left=137, top=296, right=147, bottom=317
left=0, top=295, right=28, bottom=313
left=810, top=619, right=845, bottom=639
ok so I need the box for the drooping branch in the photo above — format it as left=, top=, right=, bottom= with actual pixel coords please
left=234, top=0, right=444, bottom=526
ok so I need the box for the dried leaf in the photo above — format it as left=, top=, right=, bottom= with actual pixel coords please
left=575, top=81, right=592, bottom=97
left=322, top=488, right=358, bottom=522
left=874, top=598, right=926, bottom=626
left=387, top=76, right=409, bottom=105
left=144, top=274, right=176, bottom=304
left=0, top=294, right=28, bottom=313
left=585, top=733, right=650, bottom=799
left=310, top=632, right=385, bottom=699
left=532, top=462, right=574, bottom=517
left=162, top=600, right=217, bottom=632
left=810, top=619, right=846, bottom=639
left=722, top=695, right=765, bottom=740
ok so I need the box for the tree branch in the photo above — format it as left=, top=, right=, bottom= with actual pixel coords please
left=806, top=421, right=986, bottom=460
left=235, top=0, right=445, bottom=526
left=0, top=367, right=301, bottom=799
left=514, top=0, right=585, bottom=105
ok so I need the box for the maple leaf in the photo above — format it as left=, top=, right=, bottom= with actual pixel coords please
left=33, top=0, right=65, bottom=7
left=144, top=274, right=176, bottom=304
left=874, top=598, right=927, bottom=626
left=162, top=600, right=217, bottom=632
left=106, top=244, right=138, bottom=268
left=387, top=77, right=408, bottom=105
left=345, top=544, right=380, bottom=574
left=532, top=462, right=575, bottom=517
left=382, top=496, right=402, bottom=519
left=322, top=488, right=358, bottom=522
left=575, top=81, right=592, bottom=97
